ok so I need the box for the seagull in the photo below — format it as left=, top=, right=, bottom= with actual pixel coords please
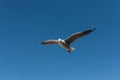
left=41, top=28, right=96, bottom=53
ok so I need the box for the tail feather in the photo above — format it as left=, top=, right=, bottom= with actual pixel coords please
left=68, top=47, right=75, bottom=53
left=70, top=47, right=75, bottom=51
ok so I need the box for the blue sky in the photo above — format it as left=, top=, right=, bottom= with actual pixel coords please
left=0, top=0, right=120, bottom=80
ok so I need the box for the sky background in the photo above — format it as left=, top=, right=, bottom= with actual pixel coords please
left=0, top=0, right=120, bottom=80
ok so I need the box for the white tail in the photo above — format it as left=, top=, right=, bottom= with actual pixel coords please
left=69, top=47, right=75, bottom=52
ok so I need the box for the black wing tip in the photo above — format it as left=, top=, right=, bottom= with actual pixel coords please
left=92, top=28, right=96, bottom=31
left=83, top=28, right=96, bottom=34
left=41, top=42, right=46, bottom=44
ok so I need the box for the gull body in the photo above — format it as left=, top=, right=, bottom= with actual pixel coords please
left=58, top=38, right=74, bottom=52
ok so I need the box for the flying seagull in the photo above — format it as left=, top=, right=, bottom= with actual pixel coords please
left=41, top=28, right=96, bottom=53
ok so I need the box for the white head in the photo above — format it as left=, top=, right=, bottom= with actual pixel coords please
left=58, top=38, right=65, bottom=43
left=58, top=38, right=62, bottom=41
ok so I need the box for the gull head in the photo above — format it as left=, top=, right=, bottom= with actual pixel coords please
left=58, top=38, right=65, bottom=43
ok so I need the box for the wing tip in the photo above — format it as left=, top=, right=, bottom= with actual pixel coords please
left=41, top=42, right=46, bottom=44
left=92, top=28, right=96, bottom=31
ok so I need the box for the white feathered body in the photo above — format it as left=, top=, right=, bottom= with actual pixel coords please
left=58, top=39, right=75, bottom=52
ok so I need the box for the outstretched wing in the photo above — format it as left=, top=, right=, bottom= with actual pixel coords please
left=65, top=28, right=96, bottom=45
left=41, top=40, right=59, bottom=44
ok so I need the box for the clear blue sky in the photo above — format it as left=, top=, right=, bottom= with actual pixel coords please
left=0, top=0, right=120, bottom=80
